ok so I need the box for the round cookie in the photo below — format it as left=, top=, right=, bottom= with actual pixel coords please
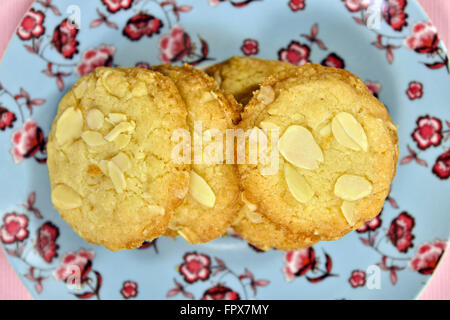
left=232, top=192, right=320, bottom=251
left=151, top=64, right=241, bottom=244
left=237, top=64, right=399, bottom=247
left=206, top=56, right=294, bottom=105
left=47, top=67, right=190, bottom=251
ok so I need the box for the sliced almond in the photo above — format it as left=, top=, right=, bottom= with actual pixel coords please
left=86, top=109, right=104, bottom=130
left=334, top=174, right=372, bottom=201
left=257, top=86, right=275, bottom=105
left=131, top=81, right=148, bottom=97
left=284, top=163, right=314, bottom=203
left=102, top=70, right=128, bottom=98
left=341, top=201, right=357, bottom=225
left=51, top=184, right=82, bottom=210
left=331, top=112, right=368, bottom=151
left=148, top=205, right=165, bottom=215
left=189, top=171, right=216, bottom=208
left=319, top=124, right=331, bottom=137
left=55, top=107, right=83, bottom=146
left=106, top=113, right=127, bottom=125
left=240, top=193, right=258, bottom=212
left=105, top=121, right=135, bottom=142
left=114, top=134, right=131, bottom=149
left=81, top=131, right=107, bottom=147
left=178, top=228, right=198, bottom=244
left=246, top=210, right=264, bottom=224
left=107, top=161, right=126, bottom=194
left=112, top=152, right=130, bottom=172
left=279, top=125, right=324, bottom=170
left=98, top=160, right=109, bottom=175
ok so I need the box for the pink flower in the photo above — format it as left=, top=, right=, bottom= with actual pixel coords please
left=382, top=0, right=408, bottom=31
left=123, top=13, right=163, bottom=41
left=0, top=107, right=16, bottom=130
left=278, top=41, right=310, bottom=66
left=121, top=281, right=138, bottom=299
left=433, top=151, right=450, bottom=180
left=410, top=240, right=446, bottom=275
left=405, top=21, right=440, bottom=54
left=159, top=26, right=192, bottom=63
left=54, top=249, right=95, bottom=285
left=35, top=222, right=59, bottom=263
left=388, top=212, right=415, bottom=253
left=11, top=120, right=46, bottom=164
left=365, top=81, right=381, bottom=98
left=135, top=62, right=150, bottom=69
left=17, top=9, right=46, bottom=40
left=0, top=213, right=29, bottom=244
left=241, top=39, right=259, bottom=56
left=321, top=52, right=345, bottom=69
left=357, top=215, right=382, bottom=233
left=349, top=270, right=366, bottom=288
left=201, top=285, right=240, bottom=300
left=412, top=116, right=442, bottom=150
left=343, top=0, right=370, bottom=12
left=102, top=0, right=134, bottom=13
left=283, top=248, right=316, bottom=282
left=179, top=252, right=211, bottom=283
left=76, top=45, right=116, bottom=76
left=406, top=81, right=423, bottom=100
left=289, top=0, right=305, bottom=11
left=52, top=19, right=79, bottom=59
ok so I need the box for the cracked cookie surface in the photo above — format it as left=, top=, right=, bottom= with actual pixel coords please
left=206, top=56, right=294, bottom=105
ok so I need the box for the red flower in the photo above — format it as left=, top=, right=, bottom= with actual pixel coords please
left=278, top=41, right=310, bottom=66
left=241, top=39, right=259, bottom=56
left=179, top=252, right=211, bottom=283
left=52, top=19, right=79, bottom=59
left=365, top=81, right=381, bottom=98
left=54, top=249, right=95, bottom=285
left=343, top=0, right=370, bottom=12
left=135, top=62, right=150, bottom=69
left=388, top=212, right=415, bottom=253
left=102, top=0, right=134, bottom=13
left=382, top=0, right=408, bottom=31
left=159, top=26, right=192, bottom=63
left=433, top=151, right=450, bottom=180
left=11, top=120, right=46, bottom=164
left=289, top=0, right=305, bottom=11
left=410, top=240, right=447, bottom=275
left=321, top=52, right=345, bottom=69
left=121, top=281, right=138, bottom=299
left=35, top=222, right=59, bottom=263
left=349, top=270, right=366, bottom=288
left=405, top=21, right=440, bottom=54
left=0, top=107, right=16, bottom=130
left=201, top=285, right=240, bottom=300
left=123, top=13, right=163, bottom=41
left=406, top=81, right=423, bottom=100
left=357, top=215, right=382, bottom=233
left=76, top=45, right=116, bottom=76
left=283, top=248, right=316, bottom=282
left=412, top=116, right=442, bottom=150
left=0, top=213, right=29, bottom=244
left=17, top=9, right=45, bottom=40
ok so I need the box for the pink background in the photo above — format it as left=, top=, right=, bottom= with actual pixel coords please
left=0, top=0, right=449, bottom=300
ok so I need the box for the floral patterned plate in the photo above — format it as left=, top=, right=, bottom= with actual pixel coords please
left=1, top=0, right=449, bottom=300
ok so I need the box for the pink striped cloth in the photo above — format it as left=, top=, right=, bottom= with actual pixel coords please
left=0, top=0, right=449, bottom=300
